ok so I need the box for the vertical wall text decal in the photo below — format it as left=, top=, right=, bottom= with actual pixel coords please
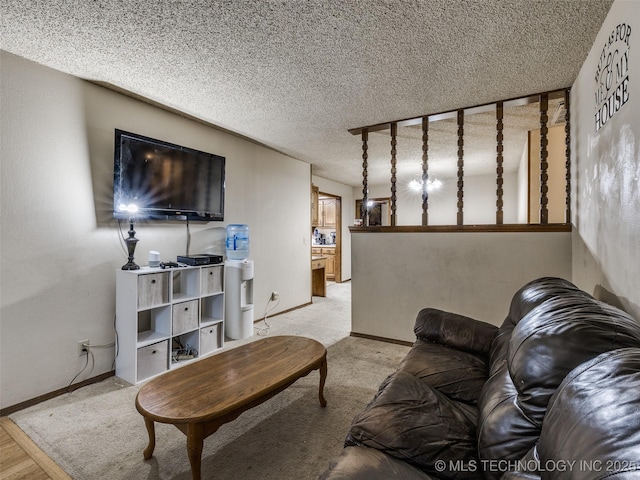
left=594, top=23, right=631, bottom=132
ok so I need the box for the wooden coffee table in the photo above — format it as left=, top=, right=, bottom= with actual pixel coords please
left=135, top=335, right=327, bottom=480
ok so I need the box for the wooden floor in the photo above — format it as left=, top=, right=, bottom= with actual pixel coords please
left=0, top=417, right=71, bottom=480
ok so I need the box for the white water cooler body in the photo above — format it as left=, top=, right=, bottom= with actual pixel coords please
left=224, top=259, right=254, bottom=339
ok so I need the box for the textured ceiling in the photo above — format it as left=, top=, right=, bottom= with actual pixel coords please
left=0, top=0, right=612, bottom=187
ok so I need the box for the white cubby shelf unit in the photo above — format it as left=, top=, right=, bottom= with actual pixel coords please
left=115, top=264, right=225, bottom=385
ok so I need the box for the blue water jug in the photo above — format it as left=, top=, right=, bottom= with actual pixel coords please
left=226, top=224, right=249, bottom=260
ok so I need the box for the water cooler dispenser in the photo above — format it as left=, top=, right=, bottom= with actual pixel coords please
left=225, top=259, right=254, bottom=339
left=224, top=224, right=254, bottom=339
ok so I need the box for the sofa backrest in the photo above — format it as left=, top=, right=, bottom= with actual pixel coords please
left=536, top=347, right=640, bottom=479
left=476, top=277, right=640, bottom=480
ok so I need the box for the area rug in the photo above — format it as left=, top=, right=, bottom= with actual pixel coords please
left=11, top=333, right=410, bottom=479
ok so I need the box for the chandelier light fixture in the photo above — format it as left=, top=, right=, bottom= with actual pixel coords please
left=408, top=176, right=443, bottom=192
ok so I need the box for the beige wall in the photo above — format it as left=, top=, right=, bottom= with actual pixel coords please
left=517, top=141, right=529, bottom=223
left=0, top=52, right=313, bottom=408
left=570, top=0, right=640, bottom=319
left=351, top=231, right=572, bottom=341
left=529, top=124, right=568, bottom=223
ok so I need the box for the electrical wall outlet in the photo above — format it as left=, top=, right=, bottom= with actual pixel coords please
left=270, top=291, right=279, bottom=301
left=78, top=339, right=89, bottom=356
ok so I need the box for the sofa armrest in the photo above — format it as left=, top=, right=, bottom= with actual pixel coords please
left=414, top=308, right=498, bottom=357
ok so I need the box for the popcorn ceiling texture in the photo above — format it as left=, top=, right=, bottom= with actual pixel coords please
left=0, top=0, right=613, bottom=186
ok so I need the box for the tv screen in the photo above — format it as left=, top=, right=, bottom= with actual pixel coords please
left=113, top=130, right=225, bottom=221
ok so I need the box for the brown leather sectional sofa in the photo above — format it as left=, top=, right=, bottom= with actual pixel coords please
left=320, top=277, right=640, bottom=480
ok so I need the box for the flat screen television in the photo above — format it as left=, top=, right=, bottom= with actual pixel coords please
left=113, top=129, right=225, bottom=221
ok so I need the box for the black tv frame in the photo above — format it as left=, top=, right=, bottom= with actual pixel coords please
left=113, top=129, right=225, bottom=222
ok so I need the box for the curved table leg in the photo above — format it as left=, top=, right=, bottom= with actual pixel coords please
left=186, top=423, right=204, bottom=480
left=318, top=357, right=328, bottom=407
left=142, top=416, right=156, bottom=460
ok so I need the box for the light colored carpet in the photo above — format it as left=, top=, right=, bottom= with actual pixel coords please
left=10, top=283, right=411, bottom=479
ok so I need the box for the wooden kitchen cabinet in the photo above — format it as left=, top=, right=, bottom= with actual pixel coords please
left=324, top=199, right=337, bottom=227
left=320, top=198, right=337, bottom=228
left=321, top=247, right=335, bottom=280
left=311, top=256, right=326, bottom=297
left=312, top=248, right=334, bottom=280
left=321, top=198, right=337, bottom=228
left=312, top=247, right=333, bottom=279
left=324, top=255, right=335, bottom=277
left=311, top=184, right=319, bottom=226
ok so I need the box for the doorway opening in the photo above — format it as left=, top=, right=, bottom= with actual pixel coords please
left=355, top=197, right=391, bottom=226
left=312, top=192, right=342, bottom=284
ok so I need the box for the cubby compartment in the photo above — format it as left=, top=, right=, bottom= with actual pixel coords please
left=200, top=324, right=223, bottom=355
left=171, top=268, right=200, bottom=301
left=201, top=294, right=224, bottom=325
left=138, top=272, right=170, bottom=309
left=171, top=330, right=199, bottom=365
left=137, top=306, right=171, bottom=346
left=201, top=265, right=224, bottom=295
left=172, top=299, right=199, bottom=335
left=137, top=340, right=168, bottom=381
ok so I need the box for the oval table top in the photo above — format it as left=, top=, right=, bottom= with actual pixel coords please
left=135, top=335, right=327, bottom=424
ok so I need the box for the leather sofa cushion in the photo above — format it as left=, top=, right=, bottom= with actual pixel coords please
left=507, top=297, right=640, bottom=426
left=476, top=366, right=539, bottom=474
left=414, top=308, right=498, bottom=357
left=399, top=339, right=489, bottom=404
left=478, top=277, right=640, bottom=474
left=318, top=446, right=436, bottom=480
left=345, top=370, right=479, bottom=480
left=488, top=322, right=513, bottom=375
left=505, top=277, right=592, bottom=325
left=537, top=348, right=640, bottom=480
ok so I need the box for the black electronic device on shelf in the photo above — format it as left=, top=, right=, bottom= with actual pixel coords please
left=177, top=254, right=223, bottom=266
left=159, top=261, right=181, bottom=269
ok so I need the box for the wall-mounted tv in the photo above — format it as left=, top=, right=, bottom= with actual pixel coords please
left=113, top=129, right=225, bottom=221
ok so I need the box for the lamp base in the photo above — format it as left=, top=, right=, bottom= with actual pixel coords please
left=121, top=219, right=140, bottom=270
left=121, top=260, right=140, bottom=271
